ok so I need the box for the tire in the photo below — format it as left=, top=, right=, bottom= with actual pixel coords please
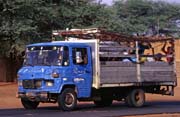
left=94, top=98, right=112, bottom=107
left=126, top=89, right=145, bottom=107
left=58, top=88, right=77, bottom=111
left=125, top=93, right=132, bottom=107
left=21, top=98, right=39, bottom=109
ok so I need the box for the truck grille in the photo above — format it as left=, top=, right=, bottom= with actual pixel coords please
left=23, top=80, right=35, bottom=89
left=22, top=80, right=42, bottom=89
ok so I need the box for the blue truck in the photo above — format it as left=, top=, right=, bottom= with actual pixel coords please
left=17, top=29, right=177, bottom=111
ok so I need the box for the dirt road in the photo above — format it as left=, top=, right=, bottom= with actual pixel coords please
left=0, top=79, right=180, bottom=116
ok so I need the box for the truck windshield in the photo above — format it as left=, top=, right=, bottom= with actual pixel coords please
left=23, top=46, right=69, bottom=66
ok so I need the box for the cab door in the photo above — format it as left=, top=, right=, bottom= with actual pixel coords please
left=72, top=47, right=93, bottom=98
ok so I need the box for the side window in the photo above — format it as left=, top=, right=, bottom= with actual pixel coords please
left=72, top=48, right=88, bottom=65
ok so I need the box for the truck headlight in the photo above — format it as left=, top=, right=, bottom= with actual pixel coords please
left=46, top=81, right=54, bottom=87
left=18, top=80, right=22, bottom=87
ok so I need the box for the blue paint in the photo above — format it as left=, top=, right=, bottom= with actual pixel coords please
left=18, top=42, right=93, bottom=98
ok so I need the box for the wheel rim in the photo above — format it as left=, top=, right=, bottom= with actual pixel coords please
left=134, top=91, right=144, bottom=105
left=64, top=93, right=75, bottom=107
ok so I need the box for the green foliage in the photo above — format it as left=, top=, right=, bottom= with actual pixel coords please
left=0, top=0, right=106, bottom=58
left=0, top=0, right=51, bottom=57
left=111, top=0, right=180, bottom=34
left=0, top=0, right=180, bottom=58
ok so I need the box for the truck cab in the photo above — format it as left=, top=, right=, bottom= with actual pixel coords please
left=17, top=41, right=95, bottom=111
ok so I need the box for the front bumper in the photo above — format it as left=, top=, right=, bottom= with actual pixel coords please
left=16, top=92, right=48, bottom=102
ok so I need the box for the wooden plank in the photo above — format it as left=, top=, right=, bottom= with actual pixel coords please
left=140, top=61, right=175, bottom=82
left=141, top=67, right=173, bottom=71
left=100, top=82, right=176, bottom=87
left=99, top=61, right=175, bottom=84
left=142, top=61, right=172, bottom=66
left=100, top=66, right=137, bottom=84
left=99, top=46, right=135, bottom=52
left=100, top=61, right=136, bottom=67
left=141, top=76, right=176, bottom=82
left=99, top=52, right=136, bottom=58
left=101, top=67, right=136, bottom=71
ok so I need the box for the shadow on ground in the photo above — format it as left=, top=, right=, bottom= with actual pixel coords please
left=0, top=101, right=180, bottom=117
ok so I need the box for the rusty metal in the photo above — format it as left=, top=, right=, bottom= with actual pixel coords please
left=53, top=28, right=174, bottom=42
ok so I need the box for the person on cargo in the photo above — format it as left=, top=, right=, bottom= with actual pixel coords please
left=161, top=41, right=174, bottom=63
left=154, top=53, right=163, bottom=61
left=138, top=42, right=152, bottom=54
left=128, top=42, right=151, bottom=63
left=130, top=42, right=151, bottom=55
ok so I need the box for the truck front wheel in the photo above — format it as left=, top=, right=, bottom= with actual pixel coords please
left=126, top=89, right=145, bottom=107
left=58, top=88, right=77, bottom=111
left=21, top=98, right=39, bottom=109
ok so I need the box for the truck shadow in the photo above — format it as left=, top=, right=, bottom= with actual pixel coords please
left=0, top=101, right=180, bottom=117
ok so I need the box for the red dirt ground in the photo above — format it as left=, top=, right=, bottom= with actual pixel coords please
left=0, top=79, right=180, bottom=111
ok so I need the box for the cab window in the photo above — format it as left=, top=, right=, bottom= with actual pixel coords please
left=72, top=48, right=88, bottom=65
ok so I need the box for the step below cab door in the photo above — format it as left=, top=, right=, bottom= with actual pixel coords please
left=72, top=46, right=93, bottom=98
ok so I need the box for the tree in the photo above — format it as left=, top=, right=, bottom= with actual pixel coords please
left=0, top=0, right=58, bottom=81
left=0, top=0, right=111, bottom=57
left=111, top=0, right=180, bottom=35
left=0, top=0, right=111, bottom=81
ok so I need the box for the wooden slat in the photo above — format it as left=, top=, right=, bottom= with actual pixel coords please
left=100, top=61, right=136, bottom=67
left=99, top=53, right=136, bottom=58
left=99, top=46, right=135, bottom=52
left=100, top=67, right=137, bottom=84
left=141, top=62, right=175, bottom=82
left=140, top=67, right=173, bottom=71
left=99, top=61, right=175, bottom=84
left=141, top=73, right=175, bottom=82
left=142, top=61, right=173, bottom=66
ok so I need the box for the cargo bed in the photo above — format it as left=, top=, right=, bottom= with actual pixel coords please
left=100, top=61, right=176, bottom=87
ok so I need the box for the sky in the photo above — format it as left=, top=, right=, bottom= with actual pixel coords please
left=101, top=0, right=180, bottom=5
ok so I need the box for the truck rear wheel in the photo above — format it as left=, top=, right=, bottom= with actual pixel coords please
left=21, top=98, right=39, bottom=109
left=58, top=88, right=77, bottom=111
left=126, top=89, right=145, bottom=107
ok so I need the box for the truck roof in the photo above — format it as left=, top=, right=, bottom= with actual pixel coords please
left=27, top=40, right=97, bottom=47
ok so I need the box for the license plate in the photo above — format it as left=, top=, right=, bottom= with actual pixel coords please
left=26, top=92, right=36, bottom=97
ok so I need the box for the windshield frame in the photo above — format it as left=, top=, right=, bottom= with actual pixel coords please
left=23, top=46, right=69, bottom=66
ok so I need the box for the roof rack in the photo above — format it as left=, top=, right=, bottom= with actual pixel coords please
left=52, top=28, right=174, bottom=42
